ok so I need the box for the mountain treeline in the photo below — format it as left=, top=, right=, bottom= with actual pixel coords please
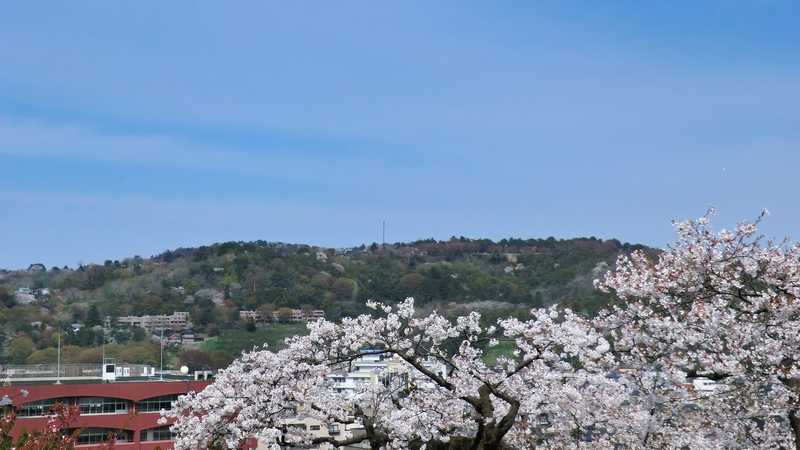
left=0, top=236, right=653, bottom=366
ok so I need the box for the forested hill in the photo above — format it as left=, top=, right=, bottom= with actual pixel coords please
left=0, top=236, right=654, bottom=366
left=1, top=236, right=654, bottom=325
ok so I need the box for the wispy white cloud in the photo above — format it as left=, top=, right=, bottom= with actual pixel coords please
left=1, top=1, right=799, bottom=269
left=0, top=114, right=398, bottom=180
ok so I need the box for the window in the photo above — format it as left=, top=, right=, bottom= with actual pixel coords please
left=328, top=424, right=340, bottom=435
left=78, top=397, right=128, bottom=415
left=138, top=394, right=179, bottom=412
left=532, top=413, right=551, bottom=426
left=141, top=425, right=175, bottom=441
left=310, top=425, right=321, bottom=431
left=16, top=399, right=60, bottom=417
left=76, top=428, right=132, bottom=444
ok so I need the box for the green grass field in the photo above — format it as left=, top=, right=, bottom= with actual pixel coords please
left=202, top=323, right=515, bottom=365
left=482, top=340, right=517, bottom=365
left=201, top=323, right=309, bottom=357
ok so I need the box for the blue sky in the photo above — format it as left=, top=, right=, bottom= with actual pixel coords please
left=1, top=1, right=798, bottom=269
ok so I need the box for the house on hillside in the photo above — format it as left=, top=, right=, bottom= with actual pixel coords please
left=162, top=330, right=202, bottom=346
left=239, top=310, right=261, bottom=321
left=15, top=288, right=36, bottom=305
left=268, top=308, right=326, bottom=323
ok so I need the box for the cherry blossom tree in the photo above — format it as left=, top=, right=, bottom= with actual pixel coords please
left=166, top=299, right=615, bottom=449
left=168, top=210, right=800, bottom=449
left=595, top=209, right=800, bottom=449
left=1, top=403, right=81, bottom=450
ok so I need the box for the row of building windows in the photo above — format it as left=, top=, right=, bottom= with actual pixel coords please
left=78, top=396, right=129, bottom=415
left=140, top=425, right=175, bottom=441
left=286, top=423, right=340, bottom=435
left=76, top=428, right=133, bottom=445
left=73, top=427, right=173, bottom=444
left=137, top=394, right=179, bottom=412
left=15, top=395, right=180, bottom=417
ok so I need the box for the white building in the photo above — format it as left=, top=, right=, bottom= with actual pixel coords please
left=326, top=350, right=449, bottom=395
left=239, top=310, right=260, bottom=321
left=257, top=349, right=448, bottom=449
left=14, top=291, right=37, bottom=305
left=117, top=312, right=191, bottom=332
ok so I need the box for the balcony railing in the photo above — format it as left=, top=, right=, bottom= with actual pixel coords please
left=0, top=363, right=155, bottom=381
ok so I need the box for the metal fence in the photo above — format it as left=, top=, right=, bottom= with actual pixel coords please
left=0, top=363, right=154, bottom=380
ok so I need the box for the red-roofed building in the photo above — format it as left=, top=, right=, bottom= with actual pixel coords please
left=0, top=379, right=213, bottom=449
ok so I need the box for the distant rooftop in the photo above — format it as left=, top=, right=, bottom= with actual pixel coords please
left=0, top=361, right=207, bottom=384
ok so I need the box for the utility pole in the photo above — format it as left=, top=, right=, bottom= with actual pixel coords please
left=55, top=333, right=61, bottom=385
left=159, top=327, right=164, bottom=381
left=101, top=328, right=107, bottom=383
left=382, top=220, right=386, bottom=249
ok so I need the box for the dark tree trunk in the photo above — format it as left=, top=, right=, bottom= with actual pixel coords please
left=418, top=437, right=510, bottom=450
left=781, top=380, right=800, bottom=450
left=414, top=385, right=518, bottom=450
left=790, top=409, right=800, bottom=450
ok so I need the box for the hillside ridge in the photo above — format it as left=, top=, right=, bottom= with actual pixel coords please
left=0, top=236, right=654, bottom=367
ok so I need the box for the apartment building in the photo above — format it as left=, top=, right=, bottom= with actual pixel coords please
left=239, top=309, right=326, bottom=323
left=239, top=310, right=260, bottom=321
left=117, top=311, right=191, bottom=332
left=326, top=350, right=449, bottom=395
left=306, top=309, right=325, bottom=321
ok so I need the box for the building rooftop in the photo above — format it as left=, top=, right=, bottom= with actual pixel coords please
left=1, top=361, right=209, bottom=385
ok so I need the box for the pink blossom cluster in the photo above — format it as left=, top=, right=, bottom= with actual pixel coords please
left=166, top=211, right=800, bottom=449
